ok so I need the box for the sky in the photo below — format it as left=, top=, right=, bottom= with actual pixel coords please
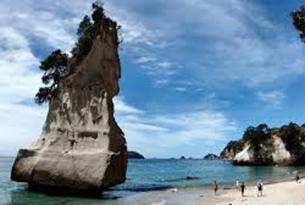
left=1, top=0, right=305, bottom=158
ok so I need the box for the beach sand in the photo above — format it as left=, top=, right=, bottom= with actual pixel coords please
left=187, top=179, right=305, bottom=205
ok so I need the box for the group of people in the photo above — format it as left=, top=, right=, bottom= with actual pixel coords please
left=212, top=173, right=302, bottom=197
left=235, top=180, right=263, bottom=197
left=212, top=180, right=264, bottom=197
left=211, top=173, right=302, bottom=205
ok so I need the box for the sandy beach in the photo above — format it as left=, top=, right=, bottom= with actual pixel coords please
left=187, top=179, right=305, bottom=205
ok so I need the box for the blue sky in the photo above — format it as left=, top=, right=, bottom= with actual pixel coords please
left=1, top=0, right=305, bottom=158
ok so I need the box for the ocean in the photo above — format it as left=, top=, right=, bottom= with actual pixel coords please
left=1, top=157, right=305, bottom=205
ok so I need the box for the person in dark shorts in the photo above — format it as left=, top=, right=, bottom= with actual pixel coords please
left=240, top=181, right=246, bottom=197
left=257, top=180, right=263, bottom=197
left=213, top=180, right=219, bottom=195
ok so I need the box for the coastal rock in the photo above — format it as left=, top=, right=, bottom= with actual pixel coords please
left=11, top=10, right=127, bottom=192
left=220, top=140, right=245, bottom=160
left=220, top=123, right=305, bottom=166
left=203, top=153, right=220, bottom=160
left=128, top=151, right=145, bottom=159
left=180, top=156, right=186, bottom=160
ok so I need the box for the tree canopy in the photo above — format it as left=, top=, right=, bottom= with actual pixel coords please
left=35, top=50, right=68, bottom=104
left=292, top=6, right=305, bottom=43
left=35, top=2, right=120, bottom=104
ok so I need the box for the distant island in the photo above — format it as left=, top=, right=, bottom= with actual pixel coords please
left=221, top=123, right=305, bottom=166
left=128, top=151, right=145, bottom=159
left=203, top=153, right=220, bottom=160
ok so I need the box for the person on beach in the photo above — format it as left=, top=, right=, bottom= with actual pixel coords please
left=296, top=173, right=301, bottom=183
left=240, top=182, right=246, bottom=197
left=257, top=180, right=263, bottom=197
left=235, top=180, right=240, bottom=191
left=213, top=180, right=219, bottom=195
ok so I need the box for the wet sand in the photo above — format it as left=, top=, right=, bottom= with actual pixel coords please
left=187, top=179, right=304, bottom=205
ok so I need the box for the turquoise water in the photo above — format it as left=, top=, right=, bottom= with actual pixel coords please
left=1, top=157, right=305, bottom=205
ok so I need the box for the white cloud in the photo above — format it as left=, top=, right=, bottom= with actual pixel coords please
left=257, top=90, right=286, bottom=108
left=114, top=97, right=144, bottom=115
left=0, top=26, right=48, bottom=156
left=114, top=98, right=236, bottom=158
left=0, top=27, right=40, bottom=103
left=0, top=3, right=77, bottom=52
left=108, top=0, right=305, bottom=89
left=0, top=103, right=47, bottom=156
left=135, top=56, right=156, bottom=64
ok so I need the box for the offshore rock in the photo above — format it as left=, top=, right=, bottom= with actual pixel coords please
left=128, top=151, right=145, bottom=159
left=220, top=123, right=305, bottom=166
left=11, top=18, right=127, bottom=193
left=203, top=153, right=220, bottom=160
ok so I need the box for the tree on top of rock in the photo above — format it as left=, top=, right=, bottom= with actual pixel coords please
left=292, top=6, right=305, bottom=43
left=35, top=2, right=120, bottom=105
left=71, top=2, right=119, bottom=61
left=35, top=50, right=68, bottom=104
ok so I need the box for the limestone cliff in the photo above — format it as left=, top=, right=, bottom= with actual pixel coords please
left=11, top=8, right=127, bottom=193
left=220, top=123, right=305, bottom=165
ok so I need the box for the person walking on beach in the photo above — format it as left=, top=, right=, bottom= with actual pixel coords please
left=296, top=173, right=301, bottom=183
left=257, top=180, right=263, bottom=197
left=235, top=180, right=240, bottom=191
left=240, top=182, right=246, bottom=197
left=213, top=180, right=219, bottom=195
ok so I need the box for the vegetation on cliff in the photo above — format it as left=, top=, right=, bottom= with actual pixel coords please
left=35, top=2, right=120, bottom=104
left=220, top=123, right=305, bottom=165
left=291, top=6, right=305, bottom=43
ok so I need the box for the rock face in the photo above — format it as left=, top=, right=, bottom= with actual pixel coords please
left=128, top=151, right=144, bottom=159
left=220, top=140, right=244, bottom=160
left=203, top=153, right=220, bottom=160
left=220, top=123, right=305, bottom=166
left=11, top=16, right=127, bottom=192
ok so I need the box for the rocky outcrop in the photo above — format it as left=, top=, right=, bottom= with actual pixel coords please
left=203, top=153, right=220, bottom=160
left=220, top=140, right=245, bottom=160
left=220, top=123, right=305, bottom=166
left=128, top=151, right=144, bottom=159
left=11, top=8, right=127, bottom=193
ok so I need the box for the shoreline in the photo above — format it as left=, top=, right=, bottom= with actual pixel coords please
left=141, top=172, right=305, bottom=205
left=185, top=175, right=305, bottom=205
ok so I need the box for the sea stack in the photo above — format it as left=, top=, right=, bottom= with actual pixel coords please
left=11, top=4, right=127, bottom=193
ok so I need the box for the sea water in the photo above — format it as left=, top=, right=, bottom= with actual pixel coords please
left=1, top=157, right=305, bottom=205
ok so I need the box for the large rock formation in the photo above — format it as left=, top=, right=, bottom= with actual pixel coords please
left=11, top=7, right=127, bottom=193
left=220, top=123, right=305, bottom=166
left=128, top=151, right=145, bottom=159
